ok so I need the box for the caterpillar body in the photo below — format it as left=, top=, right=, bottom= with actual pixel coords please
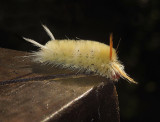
left=24, top=25, right=137, bottom=84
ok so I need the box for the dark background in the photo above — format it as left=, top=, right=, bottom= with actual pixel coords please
left=0, top=0, right=159, bottom=122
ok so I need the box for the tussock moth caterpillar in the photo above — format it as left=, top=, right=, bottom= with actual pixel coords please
left=23, top=25, right=137, bottom=84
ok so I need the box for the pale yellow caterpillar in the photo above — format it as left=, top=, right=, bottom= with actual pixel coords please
left=23, top=25, right=137, bottom=84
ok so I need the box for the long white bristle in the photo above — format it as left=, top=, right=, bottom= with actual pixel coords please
left=42, top=24, right=55, bottom=40
left=23, top=37, right=46, bottom=49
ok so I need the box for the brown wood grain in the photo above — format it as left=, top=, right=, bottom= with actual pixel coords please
left=0, top=48, right=120, bottom=122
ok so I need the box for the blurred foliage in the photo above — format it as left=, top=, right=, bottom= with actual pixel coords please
left=0, top=0, right=159, bottom=122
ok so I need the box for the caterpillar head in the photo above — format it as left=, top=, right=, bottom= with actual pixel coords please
left=109, top=33, right=137, bottom=84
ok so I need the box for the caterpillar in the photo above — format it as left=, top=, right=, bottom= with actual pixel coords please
left=23, top=25, right=137, bottom=84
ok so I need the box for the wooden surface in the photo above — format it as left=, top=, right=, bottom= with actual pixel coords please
left=0, top=48, right=120, bottom=122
